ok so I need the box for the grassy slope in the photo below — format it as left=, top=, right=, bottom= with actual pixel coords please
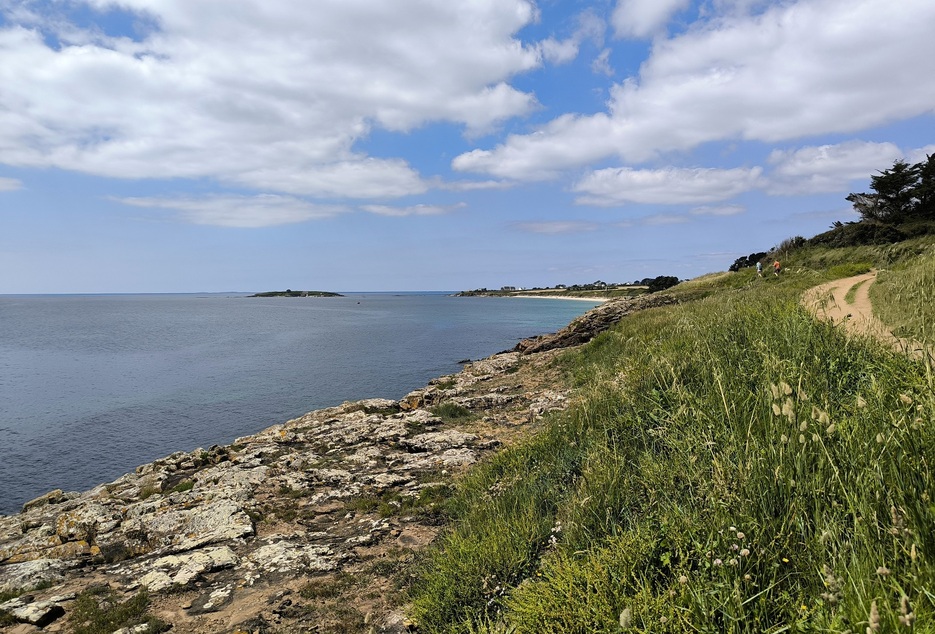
left=409, top=240, right=935, bottom=633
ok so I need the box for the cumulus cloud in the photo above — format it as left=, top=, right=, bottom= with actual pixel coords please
left=908, top=145, right=935, bottom=164
left=612, top=0, right=691, bottom=39
left=0, top=176, right=22, bottom=192
left=573, top=166, right=762, bottom=206
left=455, top=0, right=935, bottom=181
left=538, top=9, right=606, bottom=65
left=513, top=221, right=599, bottom=234
left=0, top=1, right=542, bottom=198
left=360, top=203, right=466, bottom=217
left=766, top=140, right=903, bottom=195
left=116, top=194, right=347, bottom=228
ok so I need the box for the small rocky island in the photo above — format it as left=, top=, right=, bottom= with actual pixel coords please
left=0, top=295, right=674, bottom=633
left=248, top=289, right=343, bottom=298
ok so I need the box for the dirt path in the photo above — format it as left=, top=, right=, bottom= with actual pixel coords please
left=802, top=270, right=927, bottom=358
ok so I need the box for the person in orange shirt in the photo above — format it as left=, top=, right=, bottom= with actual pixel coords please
left=773, top=260, right=781, bottom=276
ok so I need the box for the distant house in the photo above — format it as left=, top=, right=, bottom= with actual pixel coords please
left=501, top=286, right=517, bottom=291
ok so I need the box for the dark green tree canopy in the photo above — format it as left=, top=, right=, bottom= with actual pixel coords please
left=847, top=155, right=935, bottom=223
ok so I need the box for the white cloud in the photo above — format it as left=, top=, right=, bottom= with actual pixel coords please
left=537, top=9, right=606, bottom=65
left=612, top=0, right=691, bottom=39
left=514, top=221, right=599, bottom=234
left=360, top=203, right=466, bottom=217
left=0, top=1, right=542, bottom=198
left=0, top=176, right=22, bottom=191
left=116, top=194, right=346, bottom=227
left=766, top=140, right=903, bottom=195
left=573, top=166, right=762, bottom=206
left=440, top=179, right=514, bottom=192
left=908, top=145, right=935, bottom=164
left=455, top=0, right=935, bottom=181
left=690, top=204, right=745, bottom=216
left=539, top=37, right=579, bottom=65
left=641, top=213, right=690, bottom=225
left=591, top=48, right=614, bottom=76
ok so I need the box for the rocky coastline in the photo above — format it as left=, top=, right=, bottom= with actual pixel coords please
left=0, top=294, right=674, bottom=633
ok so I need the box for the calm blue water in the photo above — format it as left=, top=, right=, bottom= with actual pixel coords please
left=0, top=293, right=598, bottom=514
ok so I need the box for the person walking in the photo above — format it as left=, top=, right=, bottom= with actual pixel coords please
left=773, top=260, right=781, bottom=276
left=756, top=261, right=763, bottom=277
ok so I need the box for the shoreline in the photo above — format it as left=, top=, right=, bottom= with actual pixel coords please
left=0, top=296, right=641, bottom=631
left=507, top=294, right=610, bottom=302
left=0, top=294, right=686, bottom=631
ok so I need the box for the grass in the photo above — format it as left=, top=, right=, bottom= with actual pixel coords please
left=870, top=247, right=935, bottom=343
left=346, top=484, right=453, bottom=519
left=408, top=242, right=935, bottom=633
left=844, top=279, right=868, bottom=305
left=430, top=401, right=475, bottom=422
left=68, top=586, right=168, bottom=634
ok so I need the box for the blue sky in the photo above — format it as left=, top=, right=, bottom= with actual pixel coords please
left=1, top=0, right=933, bottom=293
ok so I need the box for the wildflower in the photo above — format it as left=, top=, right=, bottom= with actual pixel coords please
left=867, top=600, right=880, bottom=633
left=876, top=566, right=891, bottom=577
left=783, top=399, right=796, bottom=421
left=770, top=383, right=780, bottom=400
left=799, top=434, right=806, bottom=444
left=730, top=526, right=736, bottom=532
left=781, top=382, right=793, bottom=396
left=660, top=616, right=668, bottom=625
left=876, top=433, right=884, bottom=444
left=911, top=543, right=918, bottom=563
left=826, top=424, right=836, bottom=436
left=900, top=393, right=913, bottom=405
left=857, top=395, right=867, bottom=408
left=782, top=557, right=789, bottom=563
left=619, top=608, right=632, bottom=629
left=729, top=558, right=738, bottom=566
left=799, top=421, right=808, bottom=432
left=736, top=531, right=745, bottom=540
left=714, top=558, right=723, bottom=566
left=679, top=574, right=688, bottom=585
left=812, top=433, right=820, bottom=443
left=772, top=403, right=782, bottom=416
left=811, top=405, right=821, bottom=420
left=740, top=548, right=750, bottom=557
left=731, top=543, right=739, bottom=551
left=781, top=434, right=789, bottom=444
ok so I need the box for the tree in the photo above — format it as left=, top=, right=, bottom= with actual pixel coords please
left=847, top=159, right=923, bottom=223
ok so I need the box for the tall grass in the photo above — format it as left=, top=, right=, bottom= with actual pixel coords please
left=410, top=279, right=935, bottom=632
left=871, top=248, right=935, bottom=345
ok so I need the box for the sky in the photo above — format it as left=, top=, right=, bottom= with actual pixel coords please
left=1, top=0, right=934, bottom=293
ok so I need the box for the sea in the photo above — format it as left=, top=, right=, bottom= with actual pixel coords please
left=0, top=292, right=600, bottom=515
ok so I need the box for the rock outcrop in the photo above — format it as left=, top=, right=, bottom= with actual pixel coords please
left=0, top=296, right=655, bottom=633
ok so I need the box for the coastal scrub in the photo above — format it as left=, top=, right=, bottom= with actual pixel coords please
left=410, top=269, right=935, bottom=632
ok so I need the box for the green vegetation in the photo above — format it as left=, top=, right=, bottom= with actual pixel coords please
left=171, top=479, right=194, bottom=493
left=347, top=484, right=453, bottom=520
left=69, top=587, right=167, bottom=634
left=871, top=248, right=935, bottom=343
left=844, top=279, right=868, bottom=305
left=249, top=289, right=343, bottom=297
left=430, top=401, right=475, bottom=422
left=409, top=240, right=935, bottom=633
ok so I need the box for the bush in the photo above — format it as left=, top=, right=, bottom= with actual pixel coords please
left=808, top=222, right=904, bottom=248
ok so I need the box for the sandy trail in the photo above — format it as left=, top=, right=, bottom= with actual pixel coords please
left=802, top=270, right=928, bottom=359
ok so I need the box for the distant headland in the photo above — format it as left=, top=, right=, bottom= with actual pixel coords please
left=248, top=289, right=343, bottom=298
